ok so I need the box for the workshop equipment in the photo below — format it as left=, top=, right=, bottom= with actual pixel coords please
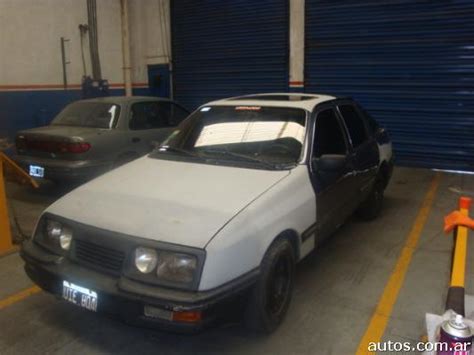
left=438, top=313, right=472, bottom=355
left=0, top=151, right=38, bottom=256
left=444, top=197, right=473, bottom=316
left=425, top=197, right=474, bottom=355
left=439, top=197, right=474, bottom=354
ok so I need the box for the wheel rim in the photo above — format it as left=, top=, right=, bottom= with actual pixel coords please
left=265, top=253, right=292, bottom=316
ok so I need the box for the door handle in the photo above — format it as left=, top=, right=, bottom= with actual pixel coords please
left=132, top=137, right=141, bottom=143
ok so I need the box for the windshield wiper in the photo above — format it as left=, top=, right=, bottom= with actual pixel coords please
left=200, top=149, right=278, bottom=169
left=158, top=146, right=202, bottom=158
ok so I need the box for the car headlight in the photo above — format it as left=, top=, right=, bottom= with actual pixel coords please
left=156, top=251, right=197, bottom=283
left=59, top=228, right=73, bottom=250
left=134, top=247, right=158, bottom=273
left=44, top=219, right=73, bottom=251
left=46, top=220, right=62, bottom=240
left=127, top=245, right=204, bottom=290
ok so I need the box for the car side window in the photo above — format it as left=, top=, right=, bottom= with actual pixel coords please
left=129, top=102, right=189, bottom=130
left=356, top=104, right=379, bottom=136
left=129, top=102, right=163, bottom=130
left=313, top=108, right=347, bottom=158
left=338, top=104, right=369, bottom=148
left=159, top=102, right=189, bottom=126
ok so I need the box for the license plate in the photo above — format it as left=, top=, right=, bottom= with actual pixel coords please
left=29, top=165, right=44, bottom=178
left=62, top=281, right=98, bottom=312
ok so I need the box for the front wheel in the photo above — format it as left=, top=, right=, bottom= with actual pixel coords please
left=357, top=177, right=384, bottom=221
left=244, top=238, right=295, bottom=334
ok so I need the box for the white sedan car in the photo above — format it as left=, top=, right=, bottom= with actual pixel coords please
left=21, top=93, right=393, bottom=333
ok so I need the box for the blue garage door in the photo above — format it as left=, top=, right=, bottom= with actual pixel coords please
left=171, top=0, right=289, bottom=111
left=305, top=1, right=474, bottom=171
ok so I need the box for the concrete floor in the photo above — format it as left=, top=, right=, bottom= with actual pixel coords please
left=1, top=167, right=474, bottom=354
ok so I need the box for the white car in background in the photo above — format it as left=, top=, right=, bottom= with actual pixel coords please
left=21, top=93, right=393, bottom=333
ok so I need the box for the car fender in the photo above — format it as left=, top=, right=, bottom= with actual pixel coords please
left=199, top=165, right=316, bottom=291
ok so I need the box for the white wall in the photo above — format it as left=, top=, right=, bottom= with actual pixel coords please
left=0, top=0, right=170, bottom=87
left=128, top=0, right=171, bottom=84
left=96, top=0, right=124, bottom=84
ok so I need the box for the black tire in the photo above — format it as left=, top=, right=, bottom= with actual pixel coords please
left=244, top=238, right=295, bottom=334
left=357, top=177, right=384, bottom=221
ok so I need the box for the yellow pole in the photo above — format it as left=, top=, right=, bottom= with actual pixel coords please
left=450, top=198, right=471, bottom=288
left=0, top=151, right=38, bottom=256
left=445, top=196, right=472, bottom=315
left=0, top=160, right=13, bottom=254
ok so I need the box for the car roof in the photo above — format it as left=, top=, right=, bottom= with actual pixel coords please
left=78, top=96, right=171, bottom=104
left=205, top=93, right=339, bottom=111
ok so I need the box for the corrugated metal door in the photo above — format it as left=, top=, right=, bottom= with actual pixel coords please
left=171, top=0, right=289, bottom=111
left=305, top=1, right=474, bottom=171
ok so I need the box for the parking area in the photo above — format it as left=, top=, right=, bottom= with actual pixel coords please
left=2, top=1, right=474, bottom=354
left=1, top=167, right=473, bottom=354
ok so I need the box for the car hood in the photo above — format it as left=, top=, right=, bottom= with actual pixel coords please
left=46, top=156, right=291, bottom=248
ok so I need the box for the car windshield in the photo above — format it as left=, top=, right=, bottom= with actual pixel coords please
left=152, top=105, right=307, bottom=169
left=51, top=102, right=120, bottom=129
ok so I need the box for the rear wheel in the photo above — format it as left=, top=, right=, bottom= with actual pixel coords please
left=244, top=238, right=295, bottom=334
left=357, top=177, right=384, bottom=220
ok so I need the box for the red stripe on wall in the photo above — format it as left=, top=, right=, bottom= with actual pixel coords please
left=110, top=82, right=149, bottom=88
left=0, top=84, right=80, bottom=90
left=288, top=81, right=304, bottom=86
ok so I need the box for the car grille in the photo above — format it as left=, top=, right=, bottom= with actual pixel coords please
left=74, top=239, right=125, bottom=273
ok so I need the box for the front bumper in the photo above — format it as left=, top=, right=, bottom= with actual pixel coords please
left=21, top=240, right=258, bottom=331
left=13, top=155, right=112, bottom=181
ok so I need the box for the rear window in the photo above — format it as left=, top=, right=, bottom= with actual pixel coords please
left=51, top=102, right=120, bottom=129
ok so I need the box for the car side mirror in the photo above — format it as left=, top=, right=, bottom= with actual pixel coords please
left=313, top=154, right=346, bottom=172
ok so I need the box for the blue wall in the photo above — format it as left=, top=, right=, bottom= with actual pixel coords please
left=0, top=87, right=151, bottom=139
left=171, top=0, right=289, bottom=110
left=305, top=0, right=474, bottom=171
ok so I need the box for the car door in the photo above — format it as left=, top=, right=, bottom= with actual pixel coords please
left=309, top=106, right=355, bottom=241
left=336, top=102, right=379, bottom=210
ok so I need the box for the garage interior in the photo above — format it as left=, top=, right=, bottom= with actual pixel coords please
left=1, top=0, right=474, bottom=354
